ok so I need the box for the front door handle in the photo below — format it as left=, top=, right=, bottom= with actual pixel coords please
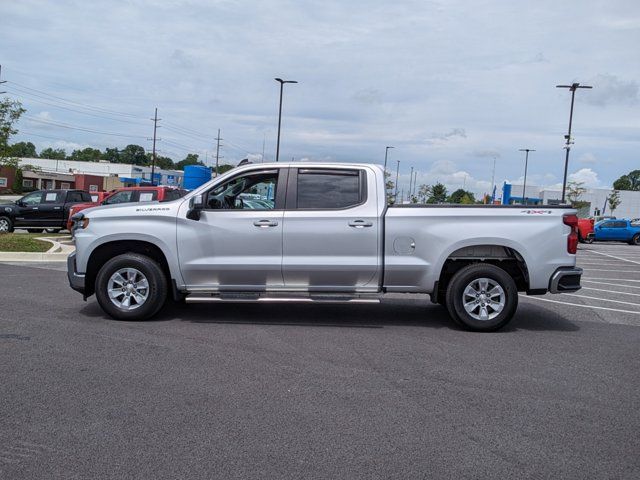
left=253, top=219, right=279, bottom=228
left=348, top=219, right=373, bottom=228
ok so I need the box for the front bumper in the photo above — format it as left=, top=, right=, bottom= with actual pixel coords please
left=67, top=252, right=86, bottom=295
left=549, top=267, right=583, bottom=293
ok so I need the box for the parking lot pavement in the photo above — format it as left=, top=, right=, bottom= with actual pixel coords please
left=520, top=242, right=640, bottom=327
left=1, top=254, right=640, bottom=480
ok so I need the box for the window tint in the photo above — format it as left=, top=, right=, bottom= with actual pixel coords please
left=104, top=190, right=135, bottom=205
left=21, top=192, right=43, bottom=205
left=613, top=221, right=627, bottom=228
left=206, top=170, right=277, bottom=210
left=66, top=192, right=84, bottom=203
left=297, top=169, right=363, bottom=209
left=82, top=192, right=92, bottom=202
left=161, top=189, right=181, bottom=202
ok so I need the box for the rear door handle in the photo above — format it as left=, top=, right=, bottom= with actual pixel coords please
left=253, top=219, right=279, bottom=228
left=348, top=219, right=373, bottom=228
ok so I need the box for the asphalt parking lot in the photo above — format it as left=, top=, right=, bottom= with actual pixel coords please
left=1, top=244, right=639, bottom=479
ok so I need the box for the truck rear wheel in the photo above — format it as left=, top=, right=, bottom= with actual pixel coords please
left=95, top=253, right=168, bottom=321
left=631, top=234, right=640, bottom=246
left=445, top=263, right=518, bottom=332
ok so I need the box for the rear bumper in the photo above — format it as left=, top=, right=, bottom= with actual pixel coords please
left=67, top=252, right=86, bottom=295
left=549, top=267, right=582, bottom=293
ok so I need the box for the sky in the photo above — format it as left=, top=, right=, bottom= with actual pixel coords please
left=1, top=0, right=639, bottom=197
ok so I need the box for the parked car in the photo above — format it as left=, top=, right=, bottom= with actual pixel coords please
left=589, top=219, right=640, bottom=245
left=0, top=189, right=93, bottom=233
left=68, top=163, right=582, bottom=331
left=66, top=186, right=186, bottom=230
left=577, top=218, right=595, bottom=243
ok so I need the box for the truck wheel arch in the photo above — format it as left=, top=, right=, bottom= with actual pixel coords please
left=433, top=244, right=530, bottom=303
left=85, top=240, right=173, bottom=298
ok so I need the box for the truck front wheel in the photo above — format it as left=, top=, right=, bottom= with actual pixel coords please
left=445, top=263, right=518, bottom=332
left=95, top=253, right=168, bottom=321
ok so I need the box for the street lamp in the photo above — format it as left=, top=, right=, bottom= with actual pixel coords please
left=518, top=148, right=535, bottom=205
left=556, top=82, right=592, bottom=202
left=383, top=146, right=394, bottom=174
left=274, top=78, right=298, bottom=162
left=394, top=160, right=400, bottom=202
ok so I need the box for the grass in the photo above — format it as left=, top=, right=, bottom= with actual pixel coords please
left=0, top=233, right=66, bottom=252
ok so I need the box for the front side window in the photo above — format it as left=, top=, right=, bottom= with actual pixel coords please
left=21, top=192, right=43, bottom=205
left=297, top=169, right=363, bottom=209
left=104, top=190, right=135, bottom=205
left=206, top=170, right=277, bottom=210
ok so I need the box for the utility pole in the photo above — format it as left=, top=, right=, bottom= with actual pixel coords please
left=556, top=82, right=592, bottom=203
left=408, top=166, right=414, bottom=201
left=490, top=155, right=497, bottom=203
left=518, top=148, right=535, bottom=205
left=214, top=129, right=222, bottom=176
left=394, top=160, right=400, bottom=202
left=262, top=134, right=266, bottom=162
left=0, top=65, right=6, bottom=94
left=412, top=170, right=418, bottom=198
left=150, top=107, right=160, bottom=186
left=274, top=78, right=297, bottom=162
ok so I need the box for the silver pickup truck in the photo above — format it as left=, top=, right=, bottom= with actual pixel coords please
left=68, top=162, right=582, bottom=331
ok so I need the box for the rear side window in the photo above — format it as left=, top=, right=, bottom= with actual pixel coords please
left=296, top=169, right=364, bottom=209
left=104, top=190, right=135, bottom=205
left=66, top=192, right=84, bottom=203
left=82, top=192, right=92, bottom=202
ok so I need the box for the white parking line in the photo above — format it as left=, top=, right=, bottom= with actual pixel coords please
left=582, top=269, right=639, bottom=273
left=521, top=295, right=640, bottom=315
left=583, top=280, right=640, bottom=290
left=581, top=286, right=640, bottom=297
left=563, top=293, right=640, bottom=307
left=586, top=250, right=640, bottom=265
left=586, top=277, right=640, bottom=282
left=577, top=263, right=632, bottom=266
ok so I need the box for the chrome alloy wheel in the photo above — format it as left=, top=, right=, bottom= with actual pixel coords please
left=462, top=277, right=505, bottom=321
left=107, top=268, right=149, bottom=310
left=0, top=218, right=9, bottom=232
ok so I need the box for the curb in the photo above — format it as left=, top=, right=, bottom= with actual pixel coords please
left=0, top=236, right=75, bottom=263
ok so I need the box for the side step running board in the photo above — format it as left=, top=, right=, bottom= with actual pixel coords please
left=185, top=295, right=380, bottom=304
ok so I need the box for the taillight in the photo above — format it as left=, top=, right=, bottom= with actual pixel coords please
left=563, top=214, right=579, bottom=254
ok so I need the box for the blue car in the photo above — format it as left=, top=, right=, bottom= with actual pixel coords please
left=590, top=219, right=640, bottom=245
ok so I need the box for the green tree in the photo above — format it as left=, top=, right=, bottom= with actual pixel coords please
left=613, top=170, right=640, bottom=191
left=175, top=153, right=203, bottom=170
left=119, top=144, right=147, bottom=165
left=460, top=193, right=475, bottom=204
left=215, top=164, right=234, bottom=175
left=69, top=147, right=103, bottom=162
left=146, top=152, right=175, bottom=170
left=427, top=182, right=448, bottom=204
left=102, top=147, right=121, bottom=163
left=39, top=147, right=67, bottom=160
left=8, top=141, right=37, bottom=158
left=448, top=188, right=476, bottom=204
left=0, top=98, right=26, bottom=168
left=608, top=190, right=621, bottom=215
left=417, top=184, right=430, bottom=203
left=13, top=168, right=23, bottom=194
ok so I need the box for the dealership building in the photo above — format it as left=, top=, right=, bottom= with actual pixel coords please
left=502, top=182, right=640, bottom=219
left=0, top=157, right=184, bottom=194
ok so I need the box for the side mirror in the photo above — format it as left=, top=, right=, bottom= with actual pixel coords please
left=187, top=194, right=204, bottom=221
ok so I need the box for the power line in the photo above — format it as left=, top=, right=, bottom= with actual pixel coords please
left=23, top=115, right=147, bottom=139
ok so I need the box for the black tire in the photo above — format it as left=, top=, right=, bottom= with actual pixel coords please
left=631, top=234, right=640, bottom=246
left=585, top=236, right=594, bottom=244
left=27, top=229, right=45, bottom=233
left=445, top=263, right=518, bottom=332
left=0, top=216, right=14, bottom=233
left=45, top=228, right=61, bottom=234
left=95, top=253, right=168, bottom=321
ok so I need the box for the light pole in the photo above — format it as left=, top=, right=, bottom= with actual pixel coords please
left=556, top=82, right=592, bottom=202
left=394, top=160, right=400, bottom=202
left=274, top=78, right=297, bottom=162
left=409, top=166, right=414, bottom=201
left=383, top=146, right=394, bottom=174
left=518, top=148, right=535, bottom=205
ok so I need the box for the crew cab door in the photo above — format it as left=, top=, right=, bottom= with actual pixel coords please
left=282, top=167, right=381, bottom=291
left=37, top=191, right=67, bottom=226
left=177, top=168, right=287, bottom=290
left=12, top=191, right=44, bottom=227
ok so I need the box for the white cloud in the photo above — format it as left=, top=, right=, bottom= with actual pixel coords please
left=578, top=153, right=597, bottom=165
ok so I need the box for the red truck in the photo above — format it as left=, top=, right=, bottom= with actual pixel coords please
left=66, top=186, right=186, bottom=230
left=577, top=218, right=594, bottom=243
